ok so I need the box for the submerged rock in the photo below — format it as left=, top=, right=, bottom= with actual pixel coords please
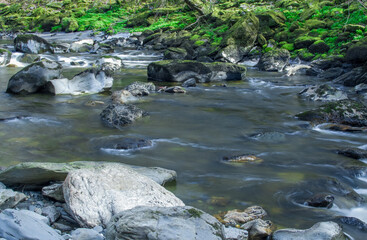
left=106, top=206, right=224, bottom=240
left=0, top=209, right=64, bottom=240
left=296, top=100, right=367, bottom=127
left=272, top=221, right=345, bottom=240
left=111, top=90, right=138, bottom=104
left=0, top=161, right=177, bottom=187
left=182, top=78, right=197, bottom=87
left=148, top=60, right=246, bottom=83
left=46, top=67, right=113, bottom=95
left=222, top=154, right=263, bottom=164
left=109, top=138, right=152, bottom=150
left=14, top=34, right=53, bottom=54
left=337, top=148, right=367, bottom=160
left=100, top=103, right=147, bottom=128
left=257, top=48, right=290, bottom=72
left=124, top=81, right=156, bottom=96
left=63, top=165, right=184, bottom=227
left=165, top=86, right=187, bottom=93
left=299, top=84, right=348, bottom=102
left=6, top=60, right=62, bottom=94
left=0, top=48, right=11, bottom=66
left=304, top=193, right=335, bottom=208
left=335, top=216, right=367, bottom=232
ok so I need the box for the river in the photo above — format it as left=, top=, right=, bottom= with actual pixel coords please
left=0, top=32, right=366, bottom=239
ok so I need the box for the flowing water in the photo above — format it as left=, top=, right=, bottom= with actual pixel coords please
left=1, top=32, right=367, bottom=239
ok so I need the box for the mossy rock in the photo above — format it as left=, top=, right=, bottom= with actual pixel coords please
left=257, top=34, right=267, bottom=46
left=210, top=8, right=241, bottom=26
left=289, top=22, right=300, bottom=32
left=304, top=19, right=327, bottom=30
left=125, top=11, right=152, bottom=28
left=343, top=24, right=365, bottom=33
left=298, top=48, right=315, bottom=61
left=39, top=15, right=61, bottom=31
left=300, top=8, right=316, bottom=21
left=62, top=17, right=78, bottom=32
left=256, top=10, right=285, bottom=29
left=290, top=28, right=309, bottom=39
left=294, top=36, right=319, bottom=49
left=308, top=40, right=330, bottom=54
left=296, top=100, right=367, bottom=127
left=274, top=31, right=288, bottom=42
left=281, top=43, right=294, bottom=51
left=275, top=0, right=301, bottom=8
left=346, top=37, right=367, bottom=64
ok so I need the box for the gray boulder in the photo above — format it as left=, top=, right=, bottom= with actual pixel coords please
left=100, top=103, right=147, bottom=128
left=14, top=34, right=53, bottom=54
left=71, top=228, right=104, bottom=240
left=124, top=81, right=156, bottom=96
left=182, top=78, right=197, bottom=87
left=42, top=183, right=65, bottom=202
left=299, top=84, right=348, bottom=102
left=0, top=189, right=26, bottom=210
left=0, top=209, right=63, bottom=240
left=257, top=48, right=290, bottom=72
left=224, top=227, right=248, bottom=240
left=6, top=60, right=62, bottom=94
left=0, top=161, right=177, bottom=187
left=148, top=60, right=246, bottom=83
left=272, top=221, right=346, bottom=240
left=63, top=165, right=185, bottom=227
left=106, top=206, right=224, bottom=240
left=0, top=48, right=11, bottom=65
left=334, top=66, right=367, bottom=87
left=45, top=68, right=113, bottom=95
left=164, top=47, right=190, bottom=60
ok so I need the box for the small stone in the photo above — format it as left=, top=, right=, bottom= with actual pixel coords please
left=305, top=193, right=335, bottom=208
left=52, top=222, right=74, bottom=232
left=337, top=148, right=367, bottom=159
left=182, top=78, right=197, bottom=87
left=84, top=101, right=105, bottom=107
left=42, top=183, right=65, bottom=202
left=111, top=90, right=137, bottom=104
left=223, top=206, right=267, bottom=226
left=222, top=154, right=263, bottom=164
left=124, top=81, right=156, bottom=96
left=42, top=205, right=61, bottom=224
left=0, top=189, right=27, bottom=210
left=165, top=86, right=187, bottom=93
left=100, top=103, right=147, bottom=128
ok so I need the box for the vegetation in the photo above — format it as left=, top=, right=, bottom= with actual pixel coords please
left=0, top=0, right=366, bottom=60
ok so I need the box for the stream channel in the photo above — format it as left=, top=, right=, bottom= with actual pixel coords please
left=0, top=32, right=367, bottom=239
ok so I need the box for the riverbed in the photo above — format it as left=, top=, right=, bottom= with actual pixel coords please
left=1, top=32, right=367, bottom=239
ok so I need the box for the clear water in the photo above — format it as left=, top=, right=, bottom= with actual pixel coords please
left=1, top=33, right=367, bottom=239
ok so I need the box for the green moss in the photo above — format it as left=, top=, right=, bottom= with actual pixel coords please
left=186, top=208, right=203, bottom=218
left=282, top=43, right=294, bottom=51
left=194, top=40, right=205, bottom=46
left=190, top=35, right=200, bottom=41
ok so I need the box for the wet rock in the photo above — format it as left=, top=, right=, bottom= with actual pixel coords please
left=0, top=161, right=177, bottom=187
left=305, top=193, right=335, bottom=208
left=51, top=43, right=70, bottom=54
left=319, top=67, right=345, bottom=81
left=337, top=148, right=367, bottom=159
left=0, top=48, right=11, bottom=65
left=284, top=64, right=311, bottom=76
left=224, top=227, right=248, bottom=240
left=299, top=84, right=348, bottom=102
left=223, top=206, right=267, bottom=226
left=110, top=138, right=152, bottom=150
left=41, top=205, right=60, bottom=224
left=14, top=34, right=53, bottom=54
left=165, top=86, right=186, bottom=93
left=0, top=189, right=26, bottom=210
left=296, top=100, right=367, bottom=127
left=6, top=60, right=62, bottom=94
left=334, top=216, right=367, bottom=232
left=111, top=90, right=137, bottom=104
left=96, top=56, right=124, bottom=73
left=164, top=47, right=189, bottom=60
left=70, top=39, right=94, bottom=53
left=334, top=66, right=367, bottom=87
left=124, top=81, right=156, bottom=96
left=217, top=13, right=259, bottom=63
left=355, top=83, right=367, bottom=94
left=0, top=209, right=64, bottom=240
left=346, top=37, right=367, bottom=64
left=148, top=60, right=246, bottom=82
left=241, top=219, right=273, bottom=240
left=63, top=165, right=184, bottom=227
left=71, top=228, right=104, bottom=240
left=272, top=221, right=345, bottom=240
left=321, top=123, right=367, bottom=132
left=84, top=100, right=105, bottom=107
left=249, top=131, right=286, bottom=143
left=19, top=53, right=40, bottom=64
left=100, top=103, right=147, bottom=128
left=222, top=154, right=263, bottom=164
left=0, top=182, right=5, bottom=189
left=106, top=206, right=224, bottom=240
left=182, top=78, right=197, bottom=87
left=256, top=48, right=290, bottom=72
left=46, top=67, right=113, bottom=95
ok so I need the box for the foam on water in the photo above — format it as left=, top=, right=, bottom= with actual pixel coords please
left=3, top=116, right=61, bottom=126
left=313, top=123, right=367, bottom=139
left=6, top=52, right=28, bottom=68
left=152, top=138, right=239, bottom=151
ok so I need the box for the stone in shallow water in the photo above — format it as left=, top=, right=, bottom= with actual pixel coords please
left=124, top=81, right=156, bottom=96
left=63, top=164, right=184, bottom=227
left=304, top=193, right=335, bottom=208
left=272, top=221, right=345, bottom=240
left=222, top=154, right=263, bottom=164
left=334, top=216, right=367, bottom=232
left=100, top=103, right=147, bottom=128
left=106, top=206, right=225, bottom=240
left=165, top=86, right=187, bottom=93
left=223, top=206, right=267, bottom=226
left=337, top=148, right=367, bottom=160
left=111, top=138, right=153, bottom=150
left=111, top=90, right=137, bottom=104
left=299, top=84, right=348, bottom=102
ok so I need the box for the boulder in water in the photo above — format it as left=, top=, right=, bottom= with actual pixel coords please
left=0, top=48, right=11, bottom=65
left=223, top=206, right=267, bottom=226
left=6, top=60, right=62, bottom=94
left=111, top=90, right=137, bottom=104
left=14, top=34, right=53, bottom=54
left=272, top=221, right=345, bottom=240
left=70, top=39, right=94, bottom=53
left=124, top=81, right=156, bottom=96
left=337, top=148, right=367, bottom=160
left=46, top=67, right=113, bottom=95
left=100, top=103, right=147, bottom=128
left=96, top=56, right=124, bottom=73
left=256, top=48, right=290, bottom=72
left=63, top=164, right=185, bottom=227
left=299, top=84, right=348, bottom=102
left=148, top=60, right=246, bottom=83
left=304, top=193, right=335, bottom=208
left=106, top=206, right=224, bottom=240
